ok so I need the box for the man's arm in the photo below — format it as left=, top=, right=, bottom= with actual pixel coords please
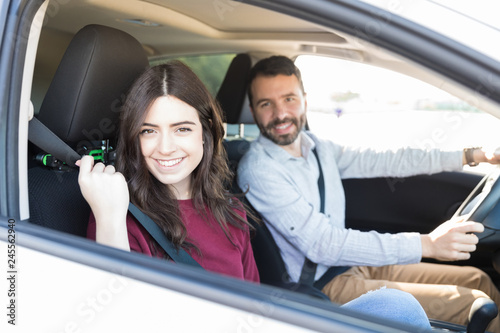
left=237, top=155, right=422, bottom=268
left=333, top=144, right=463, bottom=179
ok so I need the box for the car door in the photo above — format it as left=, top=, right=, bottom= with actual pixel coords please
left=0, top=1, right=432, bottom=332
left=3, top=0, right=500, bottom=331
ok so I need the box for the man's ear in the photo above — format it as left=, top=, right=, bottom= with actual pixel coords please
left=303, top=92, right=308, bottom=111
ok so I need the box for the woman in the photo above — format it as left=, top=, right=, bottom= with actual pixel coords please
left=78, top=61, right=258, bottom=282
left=77, top=61, right=430, bottom=330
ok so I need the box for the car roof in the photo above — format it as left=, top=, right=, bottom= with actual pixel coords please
left=38, top=0, right=500, bottom=118
left=43, top=0, right=336, bottom=57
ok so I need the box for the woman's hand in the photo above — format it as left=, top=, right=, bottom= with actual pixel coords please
left=77, top=155, right=130, bottom=251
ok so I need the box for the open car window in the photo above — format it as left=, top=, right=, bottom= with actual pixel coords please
left=296, top=55, right=500, bottom=174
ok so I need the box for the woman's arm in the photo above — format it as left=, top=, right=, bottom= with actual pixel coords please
left=78, top=155, right=131, bottom=251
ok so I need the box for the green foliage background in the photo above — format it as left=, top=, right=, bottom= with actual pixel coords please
left=150, top=54, right=236, bottom=96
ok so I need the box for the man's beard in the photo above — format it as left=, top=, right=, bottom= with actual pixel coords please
left=258, top=114, right=306, bottom=146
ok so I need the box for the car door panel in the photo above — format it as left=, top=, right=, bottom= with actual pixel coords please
left=343, top=171, right=500, bottom=281
left=343, top=171, right=482, bottom=234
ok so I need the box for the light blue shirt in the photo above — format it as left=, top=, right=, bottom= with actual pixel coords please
left=237, top=131, right=463, bottom=282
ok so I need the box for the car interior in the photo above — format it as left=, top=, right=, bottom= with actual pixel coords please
left=15, top=0, right=500, bottom=331
left=28, top=21, right=314, bottom=298
left=28, top=24, right=149, bottom=237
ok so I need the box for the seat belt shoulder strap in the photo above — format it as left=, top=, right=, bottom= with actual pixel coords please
left=299, top=147, right=324, bottom=285
left=128, top=202, right=202, bottom=268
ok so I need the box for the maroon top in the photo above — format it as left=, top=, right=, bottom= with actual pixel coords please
left=87, top=199, right=259, bottom=283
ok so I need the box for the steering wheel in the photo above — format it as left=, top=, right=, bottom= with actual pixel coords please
left=454, top=165, right=500, bottom=249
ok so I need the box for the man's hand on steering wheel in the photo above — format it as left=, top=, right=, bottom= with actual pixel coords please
left=420, top=218, right=484, bottom=261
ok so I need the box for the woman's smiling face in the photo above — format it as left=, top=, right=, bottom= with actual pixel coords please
left=139, top=95, right=204, bottom=199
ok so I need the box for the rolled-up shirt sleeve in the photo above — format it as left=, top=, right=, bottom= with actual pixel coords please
left=333, top=145, right=463, bottom=179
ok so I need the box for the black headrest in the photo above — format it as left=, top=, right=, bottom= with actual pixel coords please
left=38, top=24, right=148, bottom=147
left=216, top=53, right=252, bottom=124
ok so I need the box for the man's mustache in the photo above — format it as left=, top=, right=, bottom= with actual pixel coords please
left=265, top=117, right=298, bottom=130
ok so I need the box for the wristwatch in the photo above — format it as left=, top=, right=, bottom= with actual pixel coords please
left=464, top=147, right=481, bottom=167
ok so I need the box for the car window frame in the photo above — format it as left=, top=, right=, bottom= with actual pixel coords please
left=0, top=218, right=415, bottom=332
left=2, top=0, right=49, bottom=220
left=6, top=0, right=500, bottom=331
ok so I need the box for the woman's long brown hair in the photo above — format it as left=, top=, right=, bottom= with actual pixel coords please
left=116, top=61, right=251, bottom=254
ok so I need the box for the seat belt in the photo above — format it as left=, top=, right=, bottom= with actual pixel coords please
left=28, top=117, right=202, bottom=268
left=299, top=147, right=349, bottom=287
left=28, top=117, right=81, bottom=167
left=298, top=147, right=325, bottom=285
left=128, top=203, right=202, bottom=268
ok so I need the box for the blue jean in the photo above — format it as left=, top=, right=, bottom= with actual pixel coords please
left=342, top=288, right=431, bottom=331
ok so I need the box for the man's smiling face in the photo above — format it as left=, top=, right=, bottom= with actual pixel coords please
left=250, top=74, right=307, bottom=147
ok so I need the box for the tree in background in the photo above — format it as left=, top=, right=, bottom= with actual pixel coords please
left=151, top=54, right=236, bottom=96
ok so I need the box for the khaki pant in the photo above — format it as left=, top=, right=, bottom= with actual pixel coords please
left=322, top=263, right=500, bottom=332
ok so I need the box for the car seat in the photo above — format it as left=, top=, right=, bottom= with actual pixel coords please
left=217, top=53, right=287, bottom=282
left=28, top=24, right=148, bottom=236
left=217, top=54, right=329, bottom=299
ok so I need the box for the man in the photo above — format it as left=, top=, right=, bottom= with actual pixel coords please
left=237, top=55, right=500, bottom=329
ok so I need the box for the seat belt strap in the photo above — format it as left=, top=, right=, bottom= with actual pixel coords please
left=299, top=147, right=349, bottom=286
left=28, top=117, right=80, bottom=167
left=128, top=202, right=202, bottom=268
left=314, top=266, right=350, bottom=290
left=299, top=147, right=325, bottom=285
